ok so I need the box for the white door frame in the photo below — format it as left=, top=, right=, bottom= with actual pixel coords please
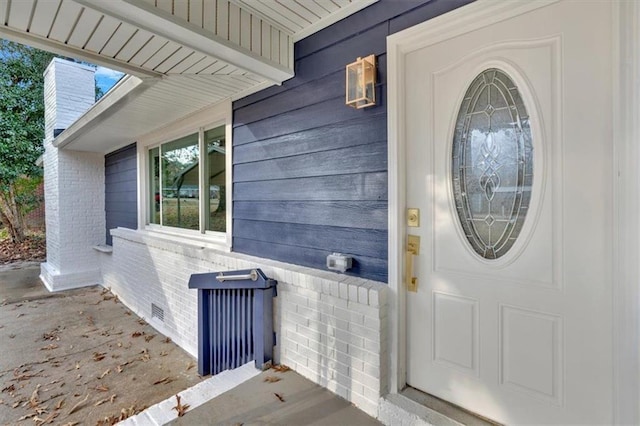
left=386, top=1, right=640, bottom=423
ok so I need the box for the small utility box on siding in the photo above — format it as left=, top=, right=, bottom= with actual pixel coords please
left=188, top=268, right=277, bottom=376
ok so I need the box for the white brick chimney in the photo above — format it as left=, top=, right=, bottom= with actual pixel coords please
left=40, top=58, right=106, bottom=292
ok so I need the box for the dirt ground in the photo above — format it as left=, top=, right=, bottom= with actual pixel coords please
left=0, top=268, right=203, bottom=426
left=0, top=234, right=46, bottom=265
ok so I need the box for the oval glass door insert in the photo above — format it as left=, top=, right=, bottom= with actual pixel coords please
left=451, top=68, right=534, bottom=259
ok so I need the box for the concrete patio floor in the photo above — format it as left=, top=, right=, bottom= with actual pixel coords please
left=0, top=263, right=202, bottom=425
left=1, top=263, right=382, bottom=426
left=168, top=368, right=381, bottom=426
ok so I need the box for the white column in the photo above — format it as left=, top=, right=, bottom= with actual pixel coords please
left=40, top=59, right=106, bottom=291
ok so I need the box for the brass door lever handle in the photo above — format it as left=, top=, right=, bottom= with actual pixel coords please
left=406, top=235, right=420, bottom=292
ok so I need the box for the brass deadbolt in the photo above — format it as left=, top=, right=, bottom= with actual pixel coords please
left=407, top=208, right=420, bottom=227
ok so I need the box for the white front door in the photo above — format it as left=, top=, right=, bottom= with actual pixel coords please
left=402, top=1, right=613, bottom=424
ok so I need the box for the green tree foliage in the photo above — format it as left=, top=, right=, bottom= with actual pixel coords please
left=0, top=40, right=53, bottom=242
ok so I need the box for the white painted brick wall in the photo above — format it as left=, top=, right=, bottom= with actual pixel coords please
left=41, top=59, right=104, bottom=291
left=101, top=228, right=388, bottom=417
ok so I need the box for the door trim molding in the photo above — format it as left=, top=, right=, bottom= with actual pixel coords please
left=386, top=0, right=639, bottom=423
left=612, top=2, right=640, bottom=424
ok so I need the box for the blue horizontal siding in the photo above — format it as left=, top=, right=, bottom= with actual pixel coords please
left=234, top=220, right=387, bottom=259
left=232, top=0, right=473, bottom=281
left=105, top=190, right=137, bottom=203
left=234, top=201, right=387, bottom=230
left=235, top=141, right=387, bottom=182
left=105, top=168, right=137, bottom=185
left=105, top=143, right=137, bottom=245
left=233, top=172, right=387, bottom=201
left=234, top=115, right=386, bottom=164
left=234, top=96, right=386, bottom=145
left=234, top=237, right=388, bottom=281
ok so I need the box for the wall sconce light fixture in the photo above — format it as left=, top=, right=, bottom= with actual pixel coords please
left=345, top=54, right=376, bottom=109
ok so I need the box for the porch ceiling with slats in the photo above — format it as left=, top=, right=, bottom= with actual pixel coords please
left=0, top=0, right=377, bottom=153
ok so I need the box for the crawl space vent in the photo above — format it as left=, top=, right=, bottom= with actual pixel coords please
left=151, top=303, right=164, bottom=322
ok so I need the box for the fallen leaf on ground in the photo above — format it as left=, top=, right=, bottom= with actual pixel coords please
left=102, top=403, right=145, bottom=423
left=40, top=344, right=59, bottom=351
left=163, top=337, right=171, bottom=343
left=95, top=384, right=109, bottom=392
left=99, top=369, right=111, bottom=379
left=264, top=376, right=281, bottom=383
left=274, top=392, right=285, bottom=402
left=2, top=384, right=15, bottom=393
left=153, top=377, right=173, bottom=385
left=137, top=319, right=146, bottom=325
left=159, top=351, right=168, bottom=357
left=29, top=384, right=41, bottom=407
left=172, top=395, right=190, bottom=417
left=94, top=396, right=113, bottom=406
left=271, top=364, right=291, bottom=373
left=55, top=398, right=65, bottom=410
left=139, top=348, right=150, bottom=362
left=144, top=334, right=155, bottom=342
left=42, top=329, right=60, bottom=341
left=131, top=331, right=143, bottom=338
left=68, top=394, right=89, bottom=415
left=36, top=410, right=58, bottom=425
left=93, top=352, right=106, bottom=362
left=186, top=361, right=195, bottom=370
left=18, top=413, right=36, bottom=421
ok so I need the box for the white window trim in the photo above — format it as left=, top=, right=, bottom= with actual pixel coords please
left=136, top=100, right=233, bottom=250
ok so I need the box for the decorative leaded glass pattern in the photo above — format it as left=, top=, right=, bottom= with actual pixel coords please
left=451, top=68, right=533, bottom=259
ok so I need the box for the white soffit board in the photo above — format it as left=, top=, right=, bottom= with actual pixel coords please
left=0, top=0, right=378, bottom=152
left=55, top=73, right=263, bottom=153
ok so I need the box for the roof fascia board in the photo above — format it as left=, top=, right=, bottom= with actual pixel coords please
left=54, top=75, right=152, bottom=151
left=292, top=0, right=379, bottom=42
left=75, top=0, right=295, bottom=83
left=0, top=26, right=162, bottom=79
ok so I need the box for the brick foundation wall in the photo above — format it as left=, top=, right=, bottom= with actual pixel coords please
left=101, top=228, right=388, bottom=417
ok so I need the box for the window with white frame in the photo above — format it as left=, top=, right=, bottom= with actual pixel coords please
left=148, top=125, right=226, bottom=233
left=140, top=102, right=232, bottom=245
